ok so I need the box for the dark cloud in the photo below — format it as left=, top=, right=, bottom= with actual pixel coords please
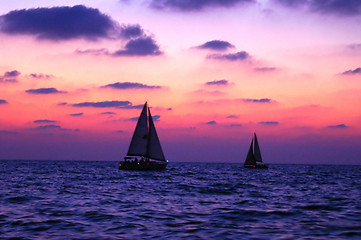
left=229, top=123, right=242, bottom=127
left=242, top=98, right=272, bottom=103
left=197, top=40, right=234, bottom=51
left=276, top=0, right=361, bottom=16
left=205, top=120, right=217, bottom=125
left=254, top=67, right=277, bottom=72
left=72, top=100, right=143, bottom=109
left=226, top=115, right=239, bottom=119
left=34, top=124, right=73, bottom=131
left=205, top=79, right=229, bottom=86
left=120, top=24, right=144, bottom=39
left=26, top=87, right=67, bottom=94
left=208, top=51, right=250, bottom=61
left=101, top=82, right=162, bottom=89
left=128, top=116, right=139, bottom=121
left=0, top=130, right=19, bottom=135
left=150, top=0, right=254, bottom=12
left=58, top=102, right=67, bottom=106
left=0, top=5, right=119, bottom=41
left=0, top=99, right=8, bottom=104
left=115, top=130, right=125, bottom=133
left=28, top=73, right=53, bottom=79
left=152, top=115, right=160, bottom=122
left=113, top=37, right=162, bottom=56
left=259, top=121, right=279, bottom=125
left=328, top=124, right=348, bottom=129
left=34, top=119, right=57, bottom=124
left=101, top=112, right=116, bottom=115
left=341, top=67, right=361, bottom=75
left=0, top=70, right=20, bottom=83
left=70, top=113, right=83, bottom=117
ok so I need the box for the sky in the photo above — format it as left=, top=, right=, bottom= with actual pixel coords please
left=0, top=0, right=361, bottom=164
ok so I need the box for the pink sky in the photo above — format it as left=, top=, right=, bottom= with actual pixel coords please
left=0, top=0, right=361, bottom=164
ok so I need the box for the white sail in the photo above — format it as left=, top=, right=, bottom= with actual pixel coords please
left=127, top=103, right=148, bottom=156
left=244, top=139, right=256, bottom=165
left=253, top=133, right=263, bottom=163
left=146, top=109, right=166, bottom=161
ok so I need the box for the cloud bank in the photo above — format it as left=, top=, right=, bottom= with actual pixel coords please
left=0, top=5, right=118, bottom=40
left=150, top=0, right=254, bottom=12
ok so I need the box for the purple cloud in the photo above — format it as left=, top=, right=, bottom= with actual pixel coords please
left=208, top=51, right=250, bottom=61
left=229, top=123, right=242, bottom=127
left=34, top=119, right=57, bottom=124
left=259, top=121, right=279, bottom=125
left=197, top=40, right=234, bottom=51
left=28, top=73, right=53, bottom=79
left=115, top=130, right=125, bottom=133
left=0, top=70, right=20, bottom=83
left=276, top=0, right=361, bottom=16
left=0, top=99, right=8, bottom=104
left=113, top=37, right=162, bottom=56
left=120, top=24, right=144, bottom=39
left=69, top=113, right=83, bottom=117
left=0, top=5, right=118, bottom=40
left=328, top=124, right=348, bottom=129
left=34, top=124, right=73, bottom=131
left=150, top=0, right=254, bottom=12
left=101, top=112, right=116, bottom=115
left=26, top=87, right=67, bottom=94
left=254, top=67, right=277, bottom=72
left=72, top=100, right=143, bottom=109
left=205, top=120, right=217, bottom=125
left=101, top=82, right=162, bottom=89
left=341, top=67, right=361, bottom=75
left=226, top=115, right=239, bottom=119
left=0, top=130, right=19, bottom=135
left=58, top=102, right=67, bottom=106
left=242, top=98, right=272, bottom=103
left=205, top=79, right=229, bottom=86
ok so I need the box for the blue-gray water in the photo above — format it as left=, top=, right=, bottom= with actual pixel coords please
left=0, top=160, right=360, bottom=239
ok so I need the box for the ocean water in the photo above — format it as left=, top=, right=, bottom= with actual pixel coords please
left=0, top=160, right=360, bottom=239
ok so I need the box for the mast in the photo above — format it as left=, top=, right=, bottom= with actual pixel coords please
left=146, top=107, right=166, bottom=161
left=253, top=133, right=263, bottom=163
left=244, top=139, right=256, bottom=165
left=127, top=102, right=148, bottom=157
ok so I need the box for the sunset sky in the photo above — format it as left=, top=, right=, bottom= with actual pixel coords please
left=1, top=0, right=360, bottom=164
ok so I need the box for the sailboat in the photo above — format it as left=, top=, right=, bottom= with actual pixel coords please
left=244, top=133, right=268, bottom=169
left=119, top=102, right=168, bottom=171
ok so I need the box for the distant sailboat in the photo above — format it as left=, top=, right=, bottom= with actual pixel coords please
left=119, top=102, right=168, bottom=170
left=244, top=133, right=268, bottom=169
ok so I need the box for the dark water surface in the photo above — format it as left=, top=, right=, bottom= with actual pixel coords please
left=0, top=160, right=360, bottom=239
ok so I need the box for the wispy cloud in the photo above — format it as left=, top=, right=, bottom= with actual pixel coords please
left=226, top=115, right=239, bottom=119
left=254, top=67, right=277, bottom=72
left=205, top=79, right=230, bottom=86
left=72, top=100, right=143, bottom=109
left=101, top=112, right=116, bottom=115
left=328, top=124, right=348, bottom=129
left=208, top=51, right=250, bottom=61
left=101, top=82, right=162, bottom=89
left=69, top=113, right=83, bottom=117
left=33, top=119, right=57, bottom=124
left=340, top=67, right=361, bottom=75
left=196, top=40, right=234, bottom=51
left=150, top=0, right=254, bottom=12
left=259, top=121, right=279, bottom=125
left=242, top=98, right=272, bottom=103
left=28, top=73, right=54, bottom=80
left=26, top=88, right=67, bottom=94
left=276, top=0, right=361, bottom=16
left=0, top=70, right=20, bottom=83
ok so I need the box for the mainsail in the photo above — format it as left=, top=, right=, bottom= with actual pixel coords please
left=253, top=133, right=263, bottom=163
left=127, top=103, right=148, bottom=157
left=244, top=139, right=256, bottom=165
left=126, top=102, right=166, bottom=162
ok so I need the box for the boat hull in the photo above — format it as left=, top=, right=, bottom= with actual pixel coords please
left=119, top=161, right=167, bottom=171
left=244, top=164, right=268, bottom=169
